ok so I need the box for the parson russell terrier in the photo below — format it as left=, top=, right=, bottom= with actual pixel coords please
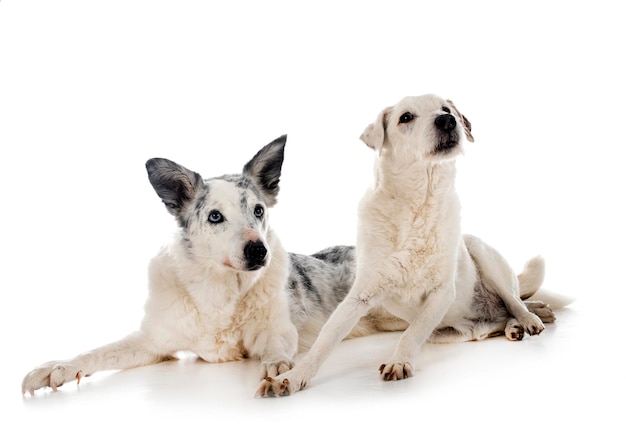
left=257, top=94, right=570, bottom=397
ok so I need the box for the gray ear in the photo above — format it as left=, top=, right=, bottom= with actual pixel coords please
left=146, top=158, right=204, bottom=219
left=447, top=99, right=474, bottom=143
left=242, top=135, right=286, bottom=207
left=360, top=107, right=391, bottom=153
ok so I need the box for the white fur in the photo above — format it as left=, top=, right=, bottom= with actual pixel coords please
left=22, top=138, right=299, bottom=395
left=257, top=95, right=568, bottom=396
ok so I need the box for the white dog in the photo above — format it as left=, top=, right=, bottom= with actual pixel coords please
left=22, top=135, right=376, bottom=396
left=257, top=95, right=566, bottom=397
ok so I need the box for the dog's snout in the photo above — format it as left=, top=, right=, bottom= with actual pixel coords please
left=435, top=114, right=456, bottom=132
left=244, top=240, right=267, bottom=270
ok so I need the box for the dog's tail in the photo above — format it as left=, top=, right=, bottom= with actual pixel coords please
left=518, top=256, right=545, bottom=299
left=518, top=256, right=574, bottom=308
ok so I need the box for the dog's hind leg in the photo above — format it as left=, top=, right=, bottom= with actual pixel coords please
left=464, top=235, right=545, bottom=337
left=525, top=300, right=555, bottom=323
left=430, top=298, right=554, bottom=343
left=22, top=331, right=167, bottom=395
left=503, top=300, right=556, bottom=340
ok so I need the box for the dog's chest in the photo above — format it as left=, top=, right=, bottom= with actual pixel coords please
left=182, top=289, right=256, bottom=362
left=194, top=319, right=248, bottom=363
left=361, top=191, right=461, bottom=288
left=390, top=207, right=456, bottom=260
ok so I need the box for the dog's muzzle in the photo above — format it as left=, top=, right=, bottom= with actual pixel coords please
left=244, top=240, right=267, bottom=270
left=434, top=113, right=459, bottom=153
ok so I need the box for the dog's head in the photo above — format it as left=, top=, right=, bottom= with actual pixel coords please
left=145, top=135, right=286, bottom=272
left=360, top=94, right=473, bottom=162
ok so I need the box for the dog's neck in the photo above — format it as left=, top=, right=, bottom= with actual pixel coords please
left=374, top=154, right=458, bottom=202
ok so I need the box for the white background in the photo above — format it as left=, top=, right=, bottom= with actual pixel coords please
left=1, top=1, right=624, bottom=429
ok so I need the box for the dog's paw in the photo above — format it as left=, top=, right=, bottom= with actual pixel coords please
left=525, top=300, right=556, bottom=323
left=505, top=319, right=525, bottom=341
left=22, top=361, right=83, bottom=396
left=255, top=368, right=309, bottom=397
left=379, top=362, right=413, bottom=381
left=255, top=376, right=294, bottom=397
left=506, top=312, right=545, bottom=341
left=260, top=359, right=294, bottom=379
left=519, top=312, right=545, bottom=336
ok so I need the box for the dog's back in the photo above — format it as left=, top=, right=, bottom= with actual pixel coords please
left=287, top=245, right=408, bottom=350
left=286, top=246, right=355, bottom=350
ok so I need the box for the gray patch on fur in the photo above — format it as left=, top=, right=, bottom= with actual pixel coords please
left=470, top=280, right=510, bottom=323
left=286, top=246, right=356, bottom=330
left=146, top=157, right=205, bottom=227
left=242, top=135, right=286, bottom=207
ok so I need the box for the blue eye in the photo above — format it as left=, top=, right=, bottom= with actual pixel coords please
left=208, top=210, right=224, bottom=223
left=254, top=205, right=264, bottom=218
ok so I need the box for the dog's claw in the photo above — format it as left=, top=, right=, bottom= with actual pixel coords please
left=256, top=377, right=293, bottom=397
left=379, top=362, right=413, bottom=381
left=506, top=324, right=524, bottom=341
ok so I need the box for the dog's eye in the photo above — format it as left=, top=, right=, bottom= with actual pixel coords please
left=254, top=205, right=264, bottom=219
left=208, top=210, right=224, bottom=224
left=442, top=106, right=451, bottom=113
left=399, top=112, right=414, bottom=124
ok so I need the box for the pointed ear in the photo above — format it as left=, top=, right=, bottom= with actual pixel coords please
left=360, top=107, right=391, bottom=153
left=447, top=99, right=474, bottom=143
left=145, top=158, right=204, bottom=219
left=242, top=135, right=286, bottom=207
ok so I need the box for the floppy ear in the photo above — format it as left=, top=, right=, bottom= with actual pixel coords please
left=242, top=134, right=286, bottom=207
left=360, top=107, right=391, bottom=153
left=447, top=99, right=474, bottom=143
left=145, top=158, right=204, bottom=219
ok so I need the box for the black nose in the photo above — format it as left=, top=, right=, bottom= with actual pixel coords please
left=435, top=114, right=456, bottom=132
left=244, top=240, right=267, bottom=269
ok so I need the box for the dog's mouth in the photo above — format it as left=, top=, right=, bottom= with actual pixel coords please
left=222, top=258, right=267, bottom=272
left=245, top=261, right=266, bottom=271
left=432, top=131, right=459, bottom=154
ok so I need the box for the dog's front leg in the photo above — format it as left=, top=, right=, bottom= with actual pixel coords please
left=256, top=324, right=298, bottom=379
left=256, top=291, right=374, bottom=397
left=380, top=283, right=455, bottom=381
left=22, top=331, right=165, bottom=395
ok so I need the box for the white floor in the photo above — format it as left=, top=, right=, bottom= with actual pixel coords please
left=7, top=302, right=623, bottom=430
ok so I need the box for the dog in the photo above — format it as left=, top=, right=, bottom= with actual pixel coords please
left=257, top=94, right=569, bottom=397
left=22, top=135, right=378, bottom=396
